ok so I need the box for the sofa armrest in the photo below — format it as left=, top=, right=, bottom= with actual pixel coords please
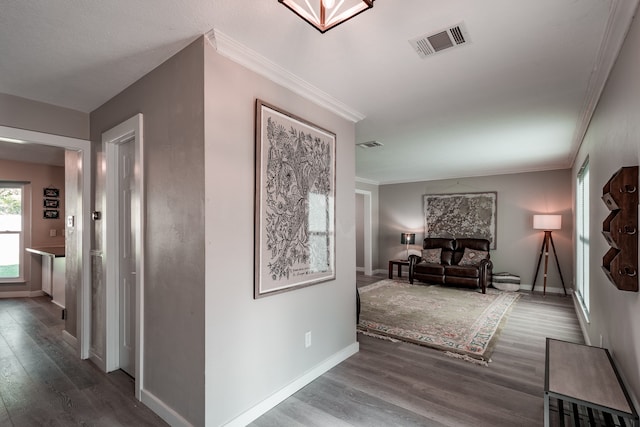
left=408, top=254, right=422, bottom=284
left=478, top=259, right=493, bottom=294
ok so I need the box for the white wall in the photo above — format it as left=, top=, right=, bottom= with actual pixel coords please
left=355, top=193, right=364, bottom=268
left=204, top=44, right=358, bottom=425
left=572, top=12, right=640, bottom=405
left=355, top=180, right=380, bottom=270
left=378, top=169, right=573, bottom=291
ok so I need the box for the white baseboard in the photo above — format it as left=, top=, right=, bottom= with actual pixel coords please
left=224, top=342, right=360, bottom=427
left=373, top=268, right=386, bottom=276
left=141, top=388, right=194, bottom=427
left=0, top=290, right=45, bottom=298
left=62, top=330, right=78, bottom=349
left=516, top=283, right=570, bottom=295
left=356, top=266, right=364, bottom=272
left=89, top=350, right=107, bottom=372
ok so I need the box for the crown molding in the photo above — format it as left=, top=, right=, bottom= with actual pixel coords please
left=570, top=0, right=640, bottom=164
left=209, top=29, right=365, bottom=123
left=355, top=176, right=380, bottom=185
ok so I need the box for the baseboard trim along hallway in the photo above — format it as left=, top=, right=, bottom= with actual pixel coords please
left=225, top=342, right=360, bottom=427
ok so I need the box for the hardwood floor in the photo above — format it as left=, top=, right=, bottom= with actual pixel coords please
left=0, top=296, right=167, bottom=427
left=252, top=275, right=584, bottom=427
left=0, top=277, right=583, bottom=426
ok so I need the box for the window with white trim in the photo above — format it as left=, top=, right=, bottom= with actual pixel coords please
left=0, top=183, right=24, bottom=282
left=576, top=158, right=590, bottom=314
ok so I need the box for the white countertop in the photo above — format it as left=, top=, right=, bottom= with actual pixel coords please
left=26, top=246, right=65, bottom=257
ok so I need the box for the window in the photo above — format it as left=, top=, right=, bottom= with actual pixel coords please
left=0, top=184, right=24, bottom=281
left=576, top=158, right=590, bottom=314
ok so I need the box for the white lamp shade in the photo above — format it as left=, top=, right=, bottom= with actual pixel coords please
left=533, top=214, right=562, bottom=230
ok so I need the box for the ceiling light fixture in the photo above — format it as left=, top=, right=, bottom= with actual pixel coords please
left=278, top=0, right=374, bottom=33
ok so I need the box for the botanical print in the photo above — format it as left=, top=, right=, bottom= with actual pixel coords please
left=423, top=192, right=497, bottom=249
left=255, top=101, right=335, bottom=297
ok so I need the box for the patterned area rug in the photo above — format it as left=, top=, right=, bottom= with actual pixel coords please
left=358, top=279, right=521, bottom=364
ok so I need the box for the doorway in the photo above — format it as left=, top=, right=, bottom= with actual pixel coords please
left=355, top=189, right=372, bottom=276
left=103, top=114, right=144, bottom=399
left=0, top=125, right=92, bottom=359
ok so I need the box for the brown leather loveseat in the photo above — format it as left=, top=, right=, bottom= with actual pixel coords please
left=409, top=238, right=493, bottom=294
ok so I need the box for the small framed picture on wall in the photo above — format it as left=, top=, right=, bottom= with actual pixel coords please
left=44, top=199, right=59, bottom=208
left=43, top=187, right=60, bottom=198
left=43, top=210, right=59, bottom=219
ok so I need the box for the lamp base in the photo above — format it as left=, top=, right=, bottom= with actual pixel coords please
left=532, top=231, right=567, bottom=296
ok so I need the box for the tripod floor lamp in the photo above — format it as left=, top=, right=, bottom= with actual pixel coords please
left=532, top=215, right=567, bottom=296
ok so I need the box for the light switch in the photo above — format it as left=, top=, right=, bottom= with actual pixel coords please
left=67, top=215, right=74, bottom=227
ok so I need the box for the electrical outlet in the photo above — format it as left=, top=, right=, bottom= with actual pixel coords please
left=305, top=331, right=312, bottom=348
left=49, top=229, right=57, bottom=237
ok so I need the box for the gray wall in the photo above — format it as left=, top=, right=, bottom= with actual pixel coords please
left=0, top=93, right=88, bottom=139
left=572, top=11, right=640, bottom=405
left=355, top=180, right=380, bottom=270
left=90, top=38, right=205, bottom=426
left=203, top=44, right=357, bottom=425
left=64, top=150, right=82, bottom=338
left=378, top=169, right=573, bottom=290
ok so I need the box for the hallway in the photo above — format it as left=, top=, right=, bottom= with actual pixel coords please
left=0, top=296, right=166, bottom=426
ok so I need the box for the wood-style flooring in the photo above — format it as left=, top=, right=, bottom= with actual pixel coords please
left=1, top=274, right=584, bottom=427
left=0, top=296, right=167, bottom=426
left=252, top=274, right=584, bottom=427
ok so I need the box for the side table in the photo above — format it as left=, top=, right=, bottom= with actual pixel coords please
left=388, top=259, right=410, bottom=279
left=544, top=338, right=638, bottom=426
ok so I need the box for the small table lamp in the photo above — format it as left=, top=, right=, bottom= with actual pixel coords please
left=532, top=215, right=567, bottom=295
left=401, top=232, right=416, bottom=260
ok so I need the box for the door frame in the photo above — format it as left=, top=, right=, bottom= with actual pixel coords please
left=355, top=189, right=373, bottom=276
left=0, top=125, right=92, bottom=359
left=103, top=114, right=144, bottom=399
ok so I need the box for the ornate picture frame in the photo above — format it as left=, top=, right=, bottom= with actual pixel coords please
left=423, top=192, right=497, bottom=249
left=254, top=100, right=336, bottom=298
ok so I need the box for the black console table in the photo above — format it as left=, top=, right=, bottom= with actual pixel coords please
left=545, top=338, right=638, bottom=426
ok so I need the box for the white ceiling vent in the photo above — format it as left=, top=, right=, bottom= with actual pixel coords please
left=357, top=141, right=384, bottom=149
left=409, top=23, right=470, bottom=59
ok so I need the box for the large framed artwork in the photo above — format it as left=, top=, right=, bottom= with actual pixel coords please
left=423, top=192, right=497, bottom=249
left=254, top=100, right=336, bottom=298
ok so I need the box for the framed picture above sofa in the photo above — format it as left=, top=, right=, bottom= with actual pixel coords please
left=423, top=192, right=497, bottom=249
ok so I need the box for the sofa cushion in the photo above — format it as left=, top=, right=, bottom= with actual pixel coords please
left=456, top=238, right=490, bottom=252
left=422, top=248, right=442, bottom=264
left=423, top=238, right=455, bottom=251
left=458, top=247, right=489, bottom=266
left=422, top=238, right=455, bottom=265
left=415, top=261, right=445, bottom=275
left=445, top=264, right=481, bottom=278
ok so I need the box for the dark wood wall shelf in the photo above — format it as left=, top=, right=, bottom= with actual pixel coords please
left=601, top=166, right=638, bottom=292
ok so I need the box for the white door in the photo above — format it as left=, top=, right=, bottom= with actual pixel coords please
left=118, top=139, right=136, bottom=377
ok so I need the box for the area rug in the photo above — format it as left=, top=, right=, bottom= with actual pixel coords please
left=357, top=279, right=521, bottom=364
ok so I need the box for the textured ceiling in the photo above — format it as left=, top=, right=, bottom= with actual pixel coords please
left=0, top=0, right=637, bottom=182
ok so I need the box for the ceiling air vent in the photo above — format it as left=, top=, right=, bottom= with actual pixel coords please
left=409, top=22, right=470, bottom=59
left=356, top=141, right=383, bottom=149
